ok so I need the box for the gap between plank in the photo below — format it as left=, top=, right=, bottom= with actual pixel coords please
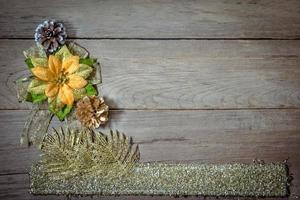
left=0, top=172, right=28, bottom=176
left=1, top=37, right=300, bottom=40
left=1, top=108, right=300, bottom=111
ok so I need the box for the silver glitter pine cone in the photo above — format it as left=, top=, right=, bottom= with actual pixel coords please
left=34, top=20, right=67, bottom=54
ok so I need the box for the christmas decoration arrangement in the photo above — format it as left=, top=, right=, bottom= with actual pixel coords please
left=16, top=20, right=290, bottom=198
left=16, top=19, right=104, bottom=146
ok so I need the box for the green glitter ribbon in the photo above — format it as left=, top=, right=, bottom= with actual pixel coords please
left=30, top=162, right=288, bottom=197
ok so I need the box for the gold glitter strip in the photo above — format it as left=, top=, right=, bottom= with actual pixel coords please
left=30, top=162, right=288, bottom=197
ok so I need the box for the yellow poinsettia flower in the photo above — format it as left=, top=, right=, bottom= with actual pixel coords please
left=31, top=55, right=87, bottom=106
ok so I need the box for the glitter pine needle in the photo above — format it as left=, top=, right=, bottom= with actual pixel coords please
left=39, top=128, right=140, bottom=179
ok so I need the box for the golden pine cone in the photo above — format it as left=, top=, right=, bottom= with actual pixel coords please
left=75, top=96, right=109, bottom=129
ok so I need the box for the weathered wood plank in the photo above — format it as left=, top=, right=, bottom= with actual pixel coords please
left=0, top=0, right=300, bottom=39
left=0, top=110, right=299, bottom=196
left=1, top=40, right=300, bottom=109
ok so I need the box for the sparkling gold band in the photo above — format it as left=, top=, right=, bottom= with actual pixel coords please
left=30, top=162, right=288, bottom=197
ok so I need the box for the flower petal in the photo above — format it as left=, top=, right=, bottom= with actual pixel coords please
left=45, top=83, right=59, bottom=97
left=31, top=67, right=54, bottom=81
left=58, top=84, right=74, bottom=105
left=48, top=96, right=64, bottom=112
left=72, top=64, right=93, bottom=79
left=48, top=55, right=61, bottom=75
left=55, top=45, right=72, bottom=60
left=67, top=74, right=87, bottom=89
left=31, top=57, right=48, bottom=68
left=27, top=79, right=47, bottom=94
left=62, top=56, right=80, bottom=74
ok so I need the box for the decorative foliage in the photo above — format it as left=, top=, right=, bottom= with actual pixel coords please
left=24, top=44, right=98, bottom=120
left=40, top=128, right=140, bottom=178
left=17, top=19, right=103, bottom=147
left=76, top=96, right=109, bottom=129
left=34, top=20, right=67, bottom=54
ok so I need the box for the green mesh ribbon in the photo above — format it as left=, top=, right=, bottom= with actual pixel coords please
left=21, top=109, right=53, bottom=146
left=30, top=162, right=288, bottom=197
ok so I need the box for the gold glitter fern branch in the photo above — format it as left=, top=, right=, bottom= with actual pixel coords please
left=40, top=128, right=140, bottom=178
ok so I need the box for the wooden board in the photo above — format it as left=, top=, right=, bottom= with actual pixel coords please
left=1, top=39, right=300, bottom=110
left=1, top=0, right=300, bottom=199
left=0, top=0, right=300, bottom=39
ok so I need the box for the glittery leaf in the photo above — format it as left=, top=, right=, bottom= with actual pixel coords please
left=66, top=84, right=97, bottom=105
left=23, top=43, right=46, bottom=59
left=54, top=45, right=72, bottom=61
left=27, top=79, right=47, bottom=95
left=73, top=64, right=93, bottom=79
left=73, top=88, right=87, bottom=100
left=15, top=76, right=33, bottom=102
left=48, top=96, right=65, bottom=114
left=27, top=93, right=48, bottom=104
left=79, top=58, right=96, bottom=66
left=25, top=58, right=34, bottom=69
left=67, top=42, right=89, bottom=58
left=38, top=129, right=140, bottom=178
left=55, top=105, right=73, bottom=121
left=89, top=62, right=102, bottom=85
left=48, top=97, right=72, bottom=121
left=85, top=83, right=97, bottom=96
left=31, top=57, right=48, bottom=68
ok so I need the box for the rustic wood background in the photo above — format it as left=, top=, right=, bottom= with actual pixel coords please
left=0, top=0, right=300, bottom=199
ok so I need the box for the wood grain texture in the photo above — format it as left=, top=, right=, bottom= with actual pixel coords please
left=1, top=39, right=300, bottom=110
left=1, top=1, right=300, bottom=199
left=0, top=110, right=299, bottom=197
left=0, top=0, right=300, bottom=39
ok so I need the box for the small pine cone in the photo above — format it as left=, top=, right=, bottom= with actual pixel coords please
left=75, top=96, right=109, bottom=129
left=34, top=20, right=67, bottom=54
